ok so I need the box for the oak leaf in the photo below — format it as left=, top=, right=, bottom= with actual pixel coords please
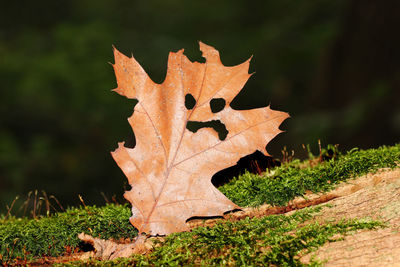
left=111, top=42, right=289, bottom=235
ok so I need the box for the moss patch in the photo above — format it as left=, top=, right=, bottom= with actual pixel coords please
left=61, top=207, right=385, bottom=266
left=220, top=144, right=400, bottom=207
left=0, top=204, right=137, bottom=263
left=0, top=144, right=399, bottom=264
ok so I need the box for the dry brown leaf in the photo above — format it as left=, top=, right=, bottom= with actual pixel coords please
left=111, top=42, right=289, bottom=235
left=77, top=233, right=149, bottom=260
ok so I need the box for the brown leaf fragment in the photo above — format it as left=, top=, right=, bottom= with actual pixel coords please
left=111, top=42, right=289, bottom=235
left=78, top=233, right=150, bottom=260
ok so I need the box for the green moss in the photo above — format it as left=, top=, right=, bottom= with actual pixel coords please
left=0, top=204, right=137, bottom=263
left=220, top=144, right=400, bottom=207
left=60, top=206, right=385, bottom=266
left=1, top=144, right=398, bottom=264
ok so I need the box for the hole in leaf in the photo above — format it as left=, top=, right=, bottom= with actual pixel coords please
left=185, top=94, right=196, bottom=110
left=210, top=98, right=226, bottom=113
left=186, top=120, right=228, bottom=140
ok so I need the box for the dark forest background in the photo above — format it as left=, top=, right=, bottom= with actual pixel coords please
left=1, top=0, right=399, bottom=212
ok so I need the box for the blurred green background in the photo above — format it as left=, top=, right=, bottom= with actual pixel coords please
left=1, top=0, right=399, bottom=212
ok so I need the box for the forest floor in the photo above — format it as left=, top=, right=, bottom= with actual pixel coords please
left=188, top=168, right=400, bottom=266
left=54, top=168, right=400, bottom=266
left=1, top=145, right=399, bottom=266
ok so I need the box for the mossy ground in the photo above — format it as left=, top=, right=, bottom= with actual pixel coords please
left=1, top=144, right=399, bottom=266
left=60, top=207, right=385, bottom=266
left=0, top=204, right=137, bottom=264
left=220, top=144, right=400, bottom=207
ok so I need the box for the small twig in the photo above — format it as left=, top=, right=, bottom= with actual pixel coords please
left=33, top=190, right=38, bottom=219
left=17, top=191, right=32, bottom=217
left=318, top=139, right=323, bottom=163
left=41, top=191, right=50, bottom=216
left=112, top=195, right=119, bottom=205
left=251, top=160, right=263, bottom=175
left=5, top=196, right=19, bottom=220
left=36, top=198, right=44, bottom=217
left=78, top=194, right=87, bottom=208
left=281, top=146, right=288, bottom=163
left=50, top=195, right=65, bottom=212
left=281, top=146, right=294, bottom=164
left=100, top=192, right=110, bottom=204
